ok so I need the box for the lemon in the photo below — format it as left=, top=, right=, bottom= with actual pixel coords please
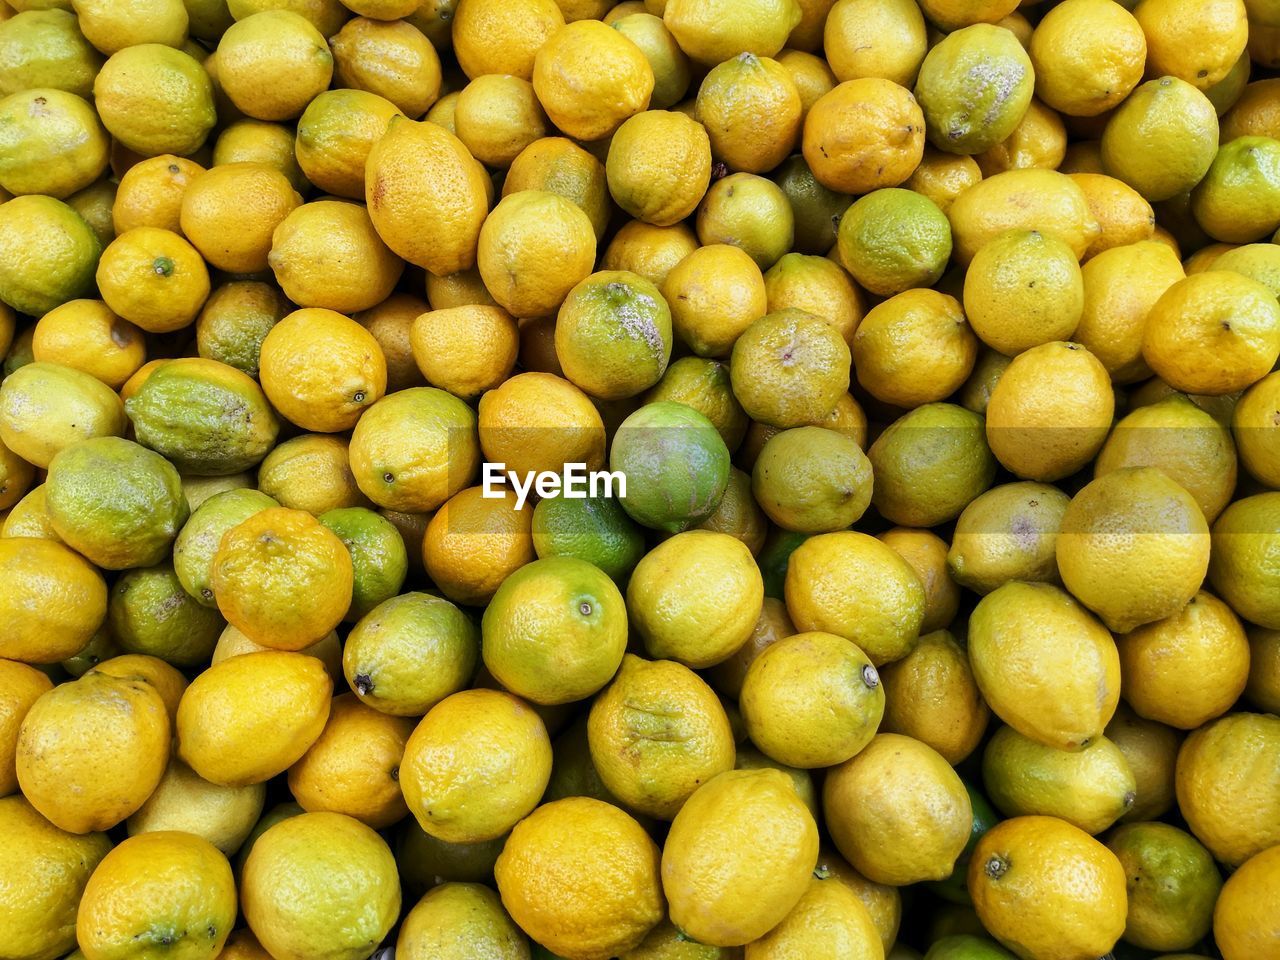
left=0, top=796, right=110, bottom=960
left=0, top=9, right=103, bottom=99
left=1207, top=491, right=1280, bottom=628
left=947, top=168, right=1097, bottom=263
left=745, top=877, right=883, bottom=960
left=0, top=88, right=107, bottom=200
left=751, top=425, right=872, bottom=532
left=587, top=654, right=735, bottom=818
left=879, top=630, right=989, bottom=764
left=330, top=17, right=441, bottom=119
left=1056, top=467, right=1210, bottom=633
left=1107, top=822, right=1222, bottom=953
left=482, top=555, right=628, bottom=705
left=969, top=816, right=1126, bottom=960
left=0, top=195, right=100, bottom=316
left=627, top=530, right=763, bottom=668
left=982, top=726, right=1135, bottom=834
left=824, top=733, right=972, bottom=885
left=497, top=797, right=664, bottom=959
left=343, top=591, right=478, bottom=716
left=127, top=757, right=265, bottom=855
left=662, top=769, right=818, bottom=947
left=968, top=581, right=1120, bottom=751
left=242, top=812, right=400, bottom=960
left=1102, top=77, right=1220, bottom=202
left=947, top=481, right=1068, bottom=594
left=109, top=562, right=223, bottom=667
left=397, top=883, right=530, bottom=960
left=662, top=0, right=801, bottom=65
left=741, top=631, right=883, bottom=769
left=176, top=650, right=332, bottom=786
left=914, top=24, right=1034, bottom=155
left=1214, top=844, right=1280, bottom=960
left=838, top=187, right=952, bottom=296
left=17, top=671, right=169, bottom=833
left=400, top=689, right=551, bottom=844
left=607, top=110, right=710, bottom=226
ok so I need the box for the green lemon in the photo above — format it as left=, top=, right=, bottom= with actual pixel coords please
left=125, top=358, right=280, bottom=476
left=46, top=436, right=188, bottom=571
left=318, top=506, right=408, bottom=622
left=758, top=528, right=810, bottom=600
left=1106, top=822, right=1222, bottom=953
left=174, top=488, right=279, bottom=606
left=481, top=556, right=628, bottom=706
left=924, top=935, right=1017, bottom=960
left=868, top=402, right=997, bottom=527
left=1101, top=77, right=1219, bottom=202
left=772, top=154, right=852, bottom=255
left=109, top=562, right=226, bottom=667
left=343, top=592, right=478, bottom=717
left=531, top=494, right=645, bottom=583
left=610, top=400, right=731, bottom=532
left=752, top=425, right=872, bottom=533
left=0, top=194, right=100, bottom=315
left=696, top=171, right=795, bottom=270
left=1190, top=135, right=1280, bottom=242
left=837, top=187, right=952, bottom=296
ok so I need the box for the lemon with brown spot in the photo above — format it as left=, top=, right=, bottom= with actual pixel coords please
left=1135, top=0, right=1247, bottom=92
left=1107, top=822, right=1222, bottom=953
left=177, top=650, right=332, bottom=787
left=730, top=308, right=850, bottom=427
left=968, top=816, right=1126, bottom=960
left=350, top=387, right=480, bottom=513
left=947, top=168, right=1097, bottom=264
left=17, top=670, right=169, bottom=832
left=32, top=299, right=143, bottom=390
left=400, top=688, right=552, bottom=843
left=90, top=653, right=188, bottom=720
left=0, top=361, right=125, bottom=469
left=0, top=88, right=108, bottom=200
left=823, top=0, right=925, bottom=87
left=588, top=653, right=735, bottom=818
left=343, top=592, right=477, bottom=717
left=802, top=78, right=924, bottom=195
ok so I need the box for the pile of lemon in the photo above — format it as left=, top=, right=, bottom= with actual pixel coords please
left=2, top=0, right=1280, bottom=958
